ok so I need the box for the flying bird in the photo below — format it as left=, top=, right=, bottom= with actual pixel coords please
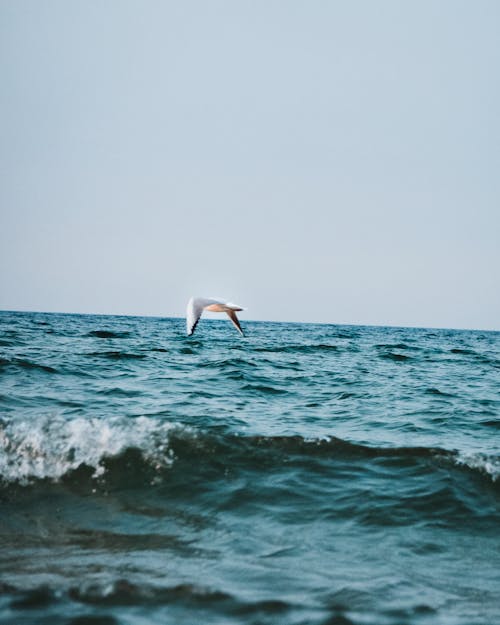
left=186, top=297, right=245, bottom=336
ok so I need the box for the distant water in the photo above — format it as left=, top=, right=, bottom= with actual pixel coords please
left=0, top=311, right=499, bottom=625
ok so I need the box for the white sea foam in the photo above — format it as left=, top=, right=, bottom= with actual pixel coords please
left=454, top=451, right=500, bottom=482
left=0, top=415, right=179, bottom=484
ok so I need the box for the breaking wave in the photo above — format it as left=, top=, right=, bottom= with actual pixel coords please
left=0, top=415, right=177, bottom=484
left=1, top=414, right=499, bottom=488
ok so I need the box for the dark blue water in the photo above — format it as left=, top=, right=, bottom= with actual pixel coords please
left=0, top=311, right=499, bottom=625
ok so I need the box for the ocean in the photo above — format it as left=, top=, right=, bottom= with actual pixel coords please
left=0, top=310, right=499, bottom=625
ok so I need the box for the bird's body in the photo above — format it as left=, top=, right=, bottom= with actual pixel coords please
left=186, top=297, right=245, bottom=336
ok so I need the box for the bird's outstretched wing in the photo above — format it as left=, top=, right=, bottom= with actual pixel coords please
left=186, top=297, right=209, bottom=335
left=226, top=310, right=244, bottom=335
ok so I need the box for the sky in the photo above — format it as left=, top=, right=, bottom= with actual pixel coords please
left=1, top=1, right=499, bottom=330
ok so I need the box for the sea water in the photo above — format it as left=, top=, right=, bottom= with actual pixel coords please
left=0, top=311, right=499, bottom=625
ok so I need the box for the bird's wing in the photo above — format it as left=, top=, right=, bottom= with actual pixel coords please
left=186, top=297, right=211, bottom=335
left=226, top=310, right=244, bottom=335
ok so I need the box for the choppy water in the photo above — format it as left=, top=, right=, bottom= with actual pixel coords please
left=0, top=311, right=499, bottom=625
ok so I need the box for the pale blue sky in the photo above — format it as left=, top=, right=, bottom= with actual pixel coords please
left=1, top=1, right=499, bottom=329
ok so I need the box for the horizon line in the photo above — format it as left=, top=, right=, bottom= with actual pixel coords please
left=0, top=308, right=498, bottom=334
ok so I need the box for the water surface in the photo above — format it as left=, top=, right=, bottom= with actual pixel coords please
left=0, top=311, right=499, bottom=624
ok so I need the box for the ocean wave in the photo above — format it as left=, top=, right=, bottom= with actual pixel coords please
left=1, top=415, right=499, bottom=489
left=375, top=343, right=420, bottom=351
left=71, top=579, right=233, bottom=607
left=379, top=352, right=412, bottom=362
left=449, top=347, right=500, bottom=367
left=425, top=388, right=454, bottom=397
left=454, top=452, right=500, bottom=482
left=4, top=579, right=292, bottom=617
left=241, top=384, right=288, bottom=394
left=0, top=415, right=177, bottom=484
left=84, top=351, right=147, bottom=360
left=86, top=330, right=131, bottom=339
left=481, top=419, right=500, bottom=429
left=255, top=343, right=340, bottom=354
left=0, top=357, right=58, bottom=374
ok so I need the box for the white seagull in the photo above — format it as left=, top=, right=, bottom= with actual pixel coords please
left=186, top=297, right=245, bottom=336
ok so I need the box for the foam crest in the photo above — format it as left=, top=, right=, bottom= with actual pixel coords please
left=0, top=415, right=178, bottom=484
left=454, top=451, right=500, bottom=482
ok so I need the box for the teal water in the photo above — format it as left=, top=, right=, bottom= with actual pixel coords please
left=0, top=311, right=499, bottom=625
